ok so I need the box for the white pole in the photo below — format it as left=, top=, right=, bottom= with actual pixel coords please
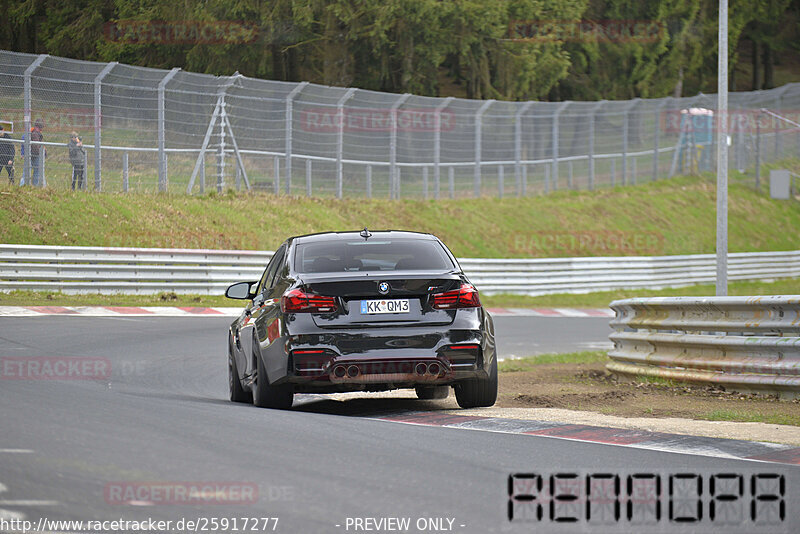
left=716, top=0, right=728, bottom=296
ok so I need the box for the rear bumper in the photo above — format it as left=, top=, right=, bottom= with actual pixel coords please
left=264, top=327, right=488, bottom=392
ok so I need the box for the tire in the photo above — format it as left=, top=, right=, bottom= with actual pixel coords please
left=415, top=385, right=449, bottom=400
left=228, top=338, right=252, bottom=404
left=455, top=355, right=498, bottom=408
left=252, top=343, right=294, bottom=409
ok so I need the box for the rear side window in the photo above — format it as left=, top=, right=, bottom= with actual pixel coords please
left=294, top=238, right=455, bottom=273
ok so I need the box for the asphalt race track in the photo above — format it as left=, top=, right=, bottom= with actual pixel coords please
left=1, top=316, right=798, bottom=533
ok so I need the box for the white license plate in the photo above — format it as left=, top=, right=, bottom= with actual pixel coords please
left=360, top=299, right=410, bottom=314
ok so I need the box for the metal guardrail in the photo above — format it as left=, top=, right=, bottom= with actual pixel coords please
left=0, top=244, right=799, bottom=296
left=608, top=296, right=800, bottom=398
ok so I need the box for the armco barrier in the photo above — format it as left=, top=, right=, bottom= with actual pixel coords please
left=608, top=296, right=800, bottom=398
left=0, top=244, right=799, bottom=295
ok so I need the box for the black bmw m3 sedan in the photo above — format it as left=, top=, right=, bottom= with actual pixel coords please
left=225, top=229, right=497, bottom=410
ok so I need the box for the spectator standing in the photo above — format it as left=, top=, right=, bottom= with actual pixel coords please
left=0, top=124, right=13, bottom=184
left=68, top=131, right=86, bottom=190
left=30, top=119, right=44, bottom=186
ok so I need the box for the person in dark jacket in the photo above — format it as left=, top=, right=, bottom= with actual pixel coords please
left=30, top=119, right=44, bottom=186
left=0, top=124, right=14, bottom=184
left=68, top=131, right=86, bottom=190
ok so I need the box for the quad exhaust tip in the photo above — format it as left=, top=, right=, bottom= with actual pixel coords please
left=333, top=362, right=443, bottom=379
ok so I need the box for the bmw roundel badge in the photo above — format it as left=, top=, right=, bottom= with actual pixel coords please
left=378, top=282, right=390, bottom=295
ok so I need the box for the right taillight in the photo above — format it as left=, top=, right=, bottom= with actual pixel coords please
left=281, top=289, right=338, bottom=313
left=430, top=283, right=481, bottom=309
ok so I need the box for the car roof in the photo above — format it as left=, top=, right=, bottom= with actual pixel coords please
left=290, top=230, right=439, bottom=245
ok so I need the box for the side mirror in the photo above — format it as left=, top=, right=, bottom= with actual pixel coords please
left=226, top=281, right=257, bottom=300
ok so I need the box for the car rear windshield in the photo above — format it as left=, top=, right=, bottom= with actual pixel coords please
left=294, top=238, right=456, bottom=273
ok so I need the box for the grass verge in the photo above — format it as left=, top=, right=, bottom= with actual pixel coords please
left=497, top=351, right=800, bottom=427
left=2, top=160, right=800, bottom=258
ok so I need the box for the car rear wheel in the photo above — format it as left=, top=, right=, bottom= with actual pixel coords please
left=415, top=385, right=449, bottom=400
left=455, top=356, right=497, bottom=408
left=252, top=344, right=294, bottom=409
left=229, top=338, right=252, bottom=403
left=229, top=356, right=252, bottom=404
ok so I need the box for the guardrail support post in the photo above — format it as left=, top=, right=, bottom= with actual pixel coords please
left=93, top=61, right=116, bottom=192
left=336, top=88, right=358, bottom=199
left=389, top=93, right=411, bottom=200
left=366, top=164, right=372, bottom=198
left=157, top=67, right=180, bottom=192
left=474, top=99, right=495, bottom=198
left=284, top=82, right=308, bottom=195
left=423, top=166, right=429, bottom=199
left=22, top=54, right=47, bottom=187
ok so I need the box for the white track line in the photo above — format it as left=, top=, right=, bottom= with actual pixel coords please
left=0, top=449, right=34, bottom=454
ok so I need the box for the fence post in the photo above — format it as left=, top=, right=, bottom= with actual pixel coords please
left=122, top=151, right=129, bottom=192
left=82, top=150, right=88, bottom=190
left=199, top=155, right=205, bottom=194
left=22, top=54, right=47, bottom=187
left=622, top=99, right=639, bottom=186
left=588, top=100, right=604, bottom=190
left=474, top=99, right=495, bottom=197
left=774, top=89, right=789, bottom=159
left=336, top=88, right=357, bottom=199
left=755, top=110, right=762, bottom=189
left=366, top=165, right=372, bottom=198
left=544, top=164, right=550, bottom=191
left=433, top=97, right=454, bottom=200
left=568, top=161, right=573, bottom=189
left=305, top=159, right=312, bottom=197
left=389, top=93, right=411, bottom=200
left=93, top=61, right=116, bottom=192
left=498, top=165, right=504, bottom=198
left=274, top=157, right=280, bottom=194
left=40, top=147, right=46, bottom=188
left=448, top=166, right=454, bottom=199
left=423, top=166, right=429, bottom=199
left=515, top=102, right=534, bottom=197
left=611, top=158, right=616, bottom=186
left=654, top=98, right=670, bottom=181
left=550, top=101, right=569, bottom=192
left=284, top=81, right=308, bottom=195
left=522, top=164, right=527, bottom=195
left=157, top=67, right=180, bottom=192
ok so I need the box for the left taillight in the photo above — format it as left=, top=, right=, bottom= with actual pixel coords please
left=281, top=289, right=338, bottom=313
left=430, top=283, right=481, bottom=310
